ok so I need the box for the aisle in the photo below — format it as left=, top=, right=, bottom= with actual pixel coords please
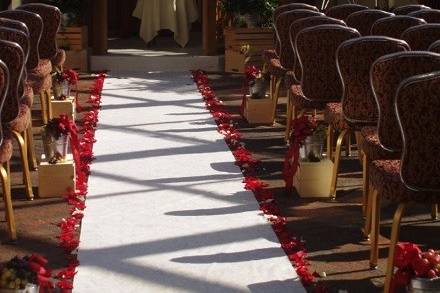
left=74, top=72, right=304, bottom=293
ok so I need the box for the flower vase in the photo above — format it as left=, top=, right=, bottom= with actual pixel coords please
left=61, top=80, right=71, bottom=98
left=408, top=277, right=440, bottom=293
left=0, top=283, right=39, bottom=293
left=53, top=81, right=70, bottom=100
left=249, top=77, right=267, bottom=99
left=300, top=135, right=323, bottom=162
left=42, top=133, right=69, bottom=162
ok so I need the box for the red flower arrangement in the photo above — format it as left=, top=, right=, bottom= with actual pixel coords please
left=240, top=65, right=263, bottom=115
left=392, top=242, right=440, bottom=291
left=53, top=69, right=79, bottom=86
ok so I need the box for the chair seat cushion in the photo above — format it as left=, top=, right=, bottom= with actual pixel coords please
left=0, top=136, right=13, bottom=164
left=263, top=49, right=278, bottom=63
left=268, top=58, right=288, bottom=77
left=8, top=103, right=30, bottom=133
left=21, top=82, right=34, bottom=107
left=324, top=102, right=349, bottom=130
left=51, top=49, right=66, bottom=68
left=360, top=127, right=400, bottom=160
left=290, top=84, right=327, bottom=110
left=27, top=73, right=52, bottom=93
left=370, top=160, right=440, bottom=203
left=29, top=59, right=52, bottom=79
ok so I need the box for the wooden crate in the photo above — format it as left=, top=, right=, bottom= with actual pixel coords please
left=38, top=156, right=75, bottom=198
left=65, top=49, right=88, bottom=72
left=294, top=159, right=334, bottom=198
left=243, top=95, right=275, bottom=125
left=51, top=96, right=75, bottom=121
left=57, top=26, right=88, bottom=51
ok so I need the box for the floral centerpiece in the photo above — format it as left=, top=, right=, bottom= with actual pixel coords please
left=393, top=242, right=440, bottom=292
left=283, top=115, right=327, bottom=192
left=52, top=69, right=78, bottom=100
left=0, top=254, right=51, bottom=292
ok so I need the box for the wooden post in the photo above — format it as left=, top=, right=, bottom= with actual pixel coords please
left=92, top=0, right=108, bottom=55
left=10, top=0, right=21, bottom=9
left=202, top=0, right=217, bottom=56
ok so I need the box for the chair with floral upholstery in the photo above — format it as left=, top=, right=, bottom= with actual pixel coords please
left=325, top=36, right=409, bottom=215
left=284, top=24, right=360, bottom=141
left=0, top=57, right=17, bottom=240
left=0, top=28, right=34, bottom=201
left=429, top=39, right=440, bottom=52
left=18, top=3, right=62, bottom=123
left=267, top=9, right=323, bottom=122
left=263, top=3, right=319, bottom=70
left=367, top=51, right=440, bottom=271
left=401, top=24, right=440, bottom=50
left=371, top=15, right=427, bottom=38
left=371, top=71, right=440, bottom=293
left=325, top=3, right=368, bottom=21
left=393, top=4, right=431, bottom=15
left=408, top=8, right=440, bottom=23
left=346, top=9, right=394, bottom=36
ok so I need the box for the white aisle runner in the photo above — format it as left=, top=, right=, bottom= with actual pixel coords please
left=74, top=72, right=305, bottom=293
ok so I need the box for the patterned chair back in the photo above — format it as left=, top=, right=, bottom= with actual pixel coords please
left=393, top=4, right=431, bottom=15
left=371, top=15, right=426, bottom=38
left=278, top=1, right=318, bottom=7
left=346, top=9, right=394, bottom=36
left=296, top=24, right=360, bottom=102
left=290, top=15, right=346, bottom=82
left=0, top=10, right=42, bottom=70
left=17, top=3, right=61, bottom=60
left=396, top=72, right=440, bottom=192
left=0, top=20, right=30, bottom=64
left=401, top=24, right=440, bottom=50
left=273, top=3, right=320, bottom=56
left=371, top=51, right=440, bottom=153
left=336, top=36, right=410, bottom=126
left=0, top=60, right=8, bottom=145
left=325, top=4, right=368, bottom=21
left=409, top=9, right=440, bottom=23
left=0, top=40, right=24, bottom=123
left=276, top=9, right=323, bottom=69
left=428, top=40, right=440, bottom=53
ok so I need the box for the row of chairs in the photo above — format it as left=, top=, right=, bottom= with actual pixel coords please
left=0, top=3, right=64, bottom=241
left=263, top=3, right=440, bottom=292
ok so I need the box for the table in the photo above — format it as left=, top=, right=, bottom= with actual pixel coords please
left=132, top=0, right=199, bottom=47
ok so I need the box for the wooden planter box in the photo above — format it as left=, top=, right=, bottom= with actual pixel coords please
left=51, top=96, right=76, bottom=121
left=294, top=159, right=334, bottom=198
left=57, top=26, right=88, bottom=51
left=224, top=27, right=274, bottom=73
left=65, top=49, right=88, bottom=72
left=38, top=155, right=75, bottom=198
left=243, top=95, right=275, bottom=125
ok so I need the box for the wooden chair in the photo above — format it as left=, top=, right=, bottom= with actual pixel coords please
left=408, top=8, right=440, bottom=23
left=0, top=28, right=34, bottom=201
left=325, top=3, right=369, bottom=21
left=371, top=15, right=426, bottom=38
left=393, top=4, right=431, bottom=15
left=0, top=57, right=16, bottom=240
left=346, top=9, right=394, bottom=36
left=326, top=37, right=409, bottom=206
left=371, top=71, right=440, bottom=292
left=401, top=23, right=440, bottom=50
left=367, top=51, right=440, bottom=270
left=284, top=24, right=360, bottom=141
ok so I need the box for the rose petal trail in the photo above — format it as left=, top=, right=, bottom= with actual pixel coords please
left=73, top=72, right=305, bottom=292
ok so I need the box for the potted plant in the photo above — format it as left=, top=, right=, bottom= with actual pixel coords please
left=52, top=69, right=78, bottom=100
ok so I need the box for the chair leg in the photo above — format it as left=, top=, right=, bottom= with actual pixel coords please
left=384, top=203, right=406, bottom=293
left=345, top=132, right=352, bottom=157
left=370, top=188, right=380, bottom=269
left=12, top=131, right=34, bottom=201
left=362, top=153, right=369, bottom=217
left=431, top=204, right=438, bottom=220
left=0, top=163, right=16, bottom=240
left=39, top=90, right=48, bottom=124
left=363, top=184, right=373, bottom=239
left=285, top=93, right=293, bottom=143
left=330, top=129, right=348, bottom=199
left=272, top=77, right=282, bottom=123
left=26, top=119, right=38, bottom=171
left=45, top=89, right=52, bottom=120
left=327, top=124, right=334, bottom=161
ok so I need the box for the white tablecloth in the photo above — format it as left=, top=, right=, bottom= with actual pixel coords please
left=133, top=0, right=199, bottom=47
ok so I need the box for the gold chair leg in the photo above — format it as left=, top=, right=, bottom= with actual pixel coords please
left=272, top=77, right=282, bottom=124
left=39, top=90, right=48, bottom=124
left=45, top=89, right=52, bottom=120
left=12, top=131, right=34, bottom=201
left=330, top=129, right=348, bottom=199
left=327, top=124, right=334, bottom=161
left=345, top=132, right=352, bottom=157
left=363, top=183, right=373, bottom=239
left=26, top=119, right=38, bottom=171
left=370, top=188, right=380, bottom=269
left=431, top=204, right=438, bottom=220
left=362, top=153, right=369, bottom=217
left=285, top=93, right=293, bottom=143
left=384, top=203, right=406, bottom=293
left=0, top=164, right=16, bottom=240
left=262, top=62, right=268, bottom=74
